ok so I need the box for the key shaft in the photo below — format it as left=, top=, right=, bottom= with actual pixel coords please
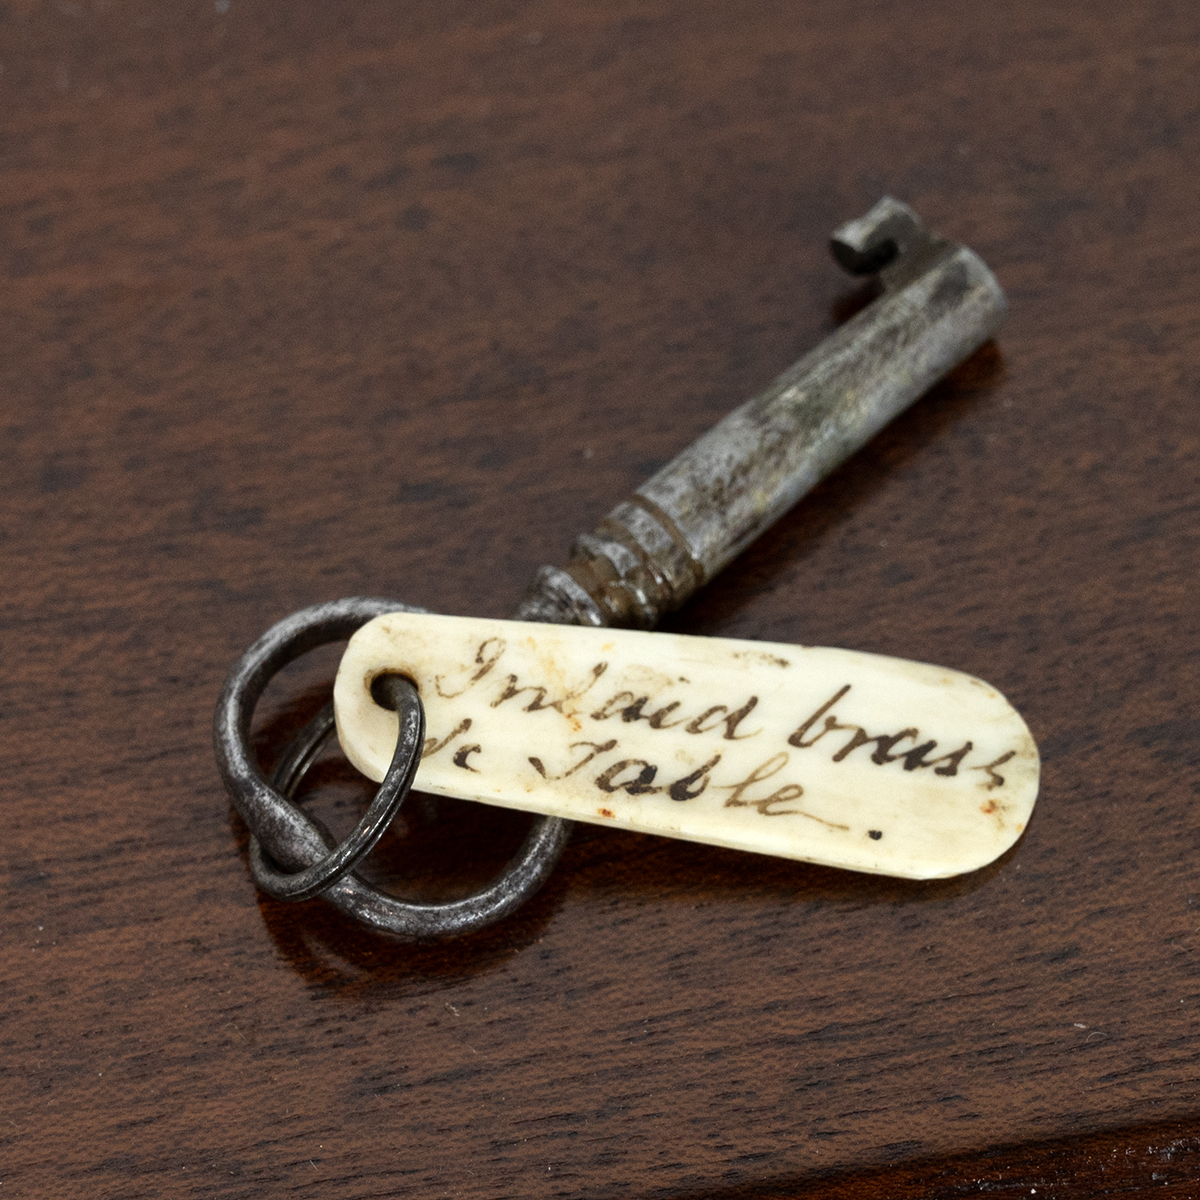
left=515, top=196, right=1006, bottom=628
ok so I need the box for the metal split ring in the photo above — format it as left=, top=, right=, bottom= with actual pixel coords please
left=213, top=597, right=572, bottom=939
left=248, top=674, right=424, bottom=902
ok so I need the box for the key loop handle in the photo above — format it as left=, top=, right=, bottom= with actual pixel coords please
left=213, top=597, right=572, bottom=939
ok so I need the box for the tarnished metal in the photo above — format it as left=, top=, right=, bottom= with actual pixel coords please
left=514, top=196, right=1006, bottom=628
left=246, top=675, right=424, bottom=902
left=214, top=197, right=1007, bottom=938
left=214, top=598, right=574, bottom=938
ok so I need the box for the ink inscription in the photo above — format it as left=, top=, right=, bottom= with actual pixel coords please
left=415, top=640, right=1026, bottom=832
left=788, top=685, right=1017, bottom=788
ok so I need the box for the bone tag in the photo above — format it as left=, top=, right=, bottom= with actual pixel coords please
left=333, top=613, right=1039, bottom=880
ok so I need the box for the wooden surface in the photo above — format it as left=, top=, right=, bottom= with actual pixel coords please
left=2, top=1, right=1198, bottom=1195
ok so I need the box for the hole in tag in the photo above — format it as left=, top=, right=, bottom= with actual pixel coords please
left=370, top=671, right=420, bottom=710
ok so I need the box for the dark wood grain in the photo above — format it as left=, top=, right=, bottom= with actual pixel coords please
left=2, top=1, right=1198, bottom=1196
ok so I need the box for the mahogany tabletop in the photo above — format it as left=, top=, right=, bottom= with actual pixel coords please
left=2, top=1, right=1198, bottom=1196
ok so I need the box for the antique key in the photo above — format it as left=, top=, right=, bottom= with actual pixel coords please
left=215, top=196, right=1031, bottom=939
left=514, top=194, right=1006, bottom=630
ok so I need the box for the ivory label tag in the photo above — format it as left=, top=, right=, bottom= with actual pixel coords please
left=333, top=613, right=1039, bottom=880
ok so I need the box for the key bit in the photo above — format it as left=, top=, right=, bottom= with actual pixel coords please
left=515, top=196, right=1006, bottom=629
